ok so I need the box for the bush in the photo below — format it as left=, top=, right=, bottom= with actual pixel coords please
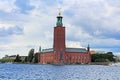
left=0, top=58, right=15, bottom=63
left=75, top=62, right=81, bottom=64
left=91, top=52, right=114, bottom=62
left=95, top=58, right=109, bottom=62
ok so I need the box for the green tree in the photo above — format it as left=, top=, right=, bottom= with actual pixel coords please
left=21, top=56, right=28, bottom=63
left=14, top=54, right=21, bottom=62
left=106, top=52, right=115, bottom=61
left=25, top=56, right=28, bottom=62
left=28, top=48, right=34, bottom=63
left=34, top=53, right=38, bottom=63
left=91, top=52, right=115, bottom=62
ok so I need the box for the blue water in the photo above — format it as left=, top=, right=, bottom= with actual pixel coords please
left=0, top=64, right=120, bottom=80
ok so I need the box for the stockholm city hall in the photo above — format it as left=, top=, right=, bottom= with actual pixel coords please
left=36, top=12, right=91, bottom=64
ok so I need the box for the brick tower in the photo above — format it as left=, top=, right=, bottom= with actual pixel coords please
left=38, top=11, right=91, bottom=64
left=53, top=12, right=65, bottom=63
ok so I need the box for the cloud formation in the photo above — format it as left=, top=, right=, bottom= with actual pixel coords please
left=14, top=0, right=35, bottom=14
left=0, top=26, right=23, bottom=37
left=0, top=0, right=120, bottom=58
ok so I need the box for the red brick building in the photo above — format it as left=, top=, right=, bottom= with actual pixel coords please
left=37, top=12, right=91, bottom=64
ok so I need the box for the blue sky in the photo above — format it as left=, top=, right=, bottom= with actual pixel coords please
left=0, top=0, right=120, bottom=58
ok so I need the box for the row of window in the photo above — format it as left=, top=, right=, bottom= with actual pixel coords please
left=65, top=56, right=88, bottom=60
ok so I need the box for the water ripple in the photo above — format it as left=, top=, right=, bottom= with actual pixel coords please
left=0, top=64, right=120, bottom=80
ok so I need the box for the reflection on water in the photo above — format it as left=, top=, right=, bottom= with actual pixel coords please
left=0, top=64, right=120, bottom=80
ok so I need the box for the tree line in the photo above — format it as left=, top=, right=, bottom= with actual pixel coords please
left=91, top=52, right=115, bottom=62
left=14, top=48, right=38, bottom=63
left=1, top=50, right=119, bottom=63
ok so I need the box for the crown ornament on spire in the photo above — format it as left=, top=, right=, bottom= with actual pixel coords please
left=57, top=8, right=62, bottom=17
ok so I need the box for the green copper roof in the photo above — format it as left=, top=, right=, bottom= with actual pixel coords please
left=42, top=48, right=53, bottom=53
left=56, top=13, right=63, bottom=26
left=66, top=48, right=87, bottom=53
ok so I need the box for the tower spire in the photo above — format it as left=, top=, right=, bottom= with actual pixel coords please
left=58, top=8, right=61, bottom=17
left=87, top=44, right=90, bottom=52
left=56, top=8, right=63, bottom=26
left=39, top=46, right=41, bottom=52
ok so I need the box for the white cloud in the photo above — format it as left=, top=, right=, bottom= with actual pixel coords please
left=66, top=41, right=82, bottom=48
left=0, top=23, right=14, bottom=28
left=0, top=0, right=16, bottom=12
left=0, top=0, right=120, bottom=58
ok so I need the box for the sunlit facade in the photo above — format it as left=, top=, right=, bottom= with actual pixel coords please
left=37, top=12, right=91, bottom=64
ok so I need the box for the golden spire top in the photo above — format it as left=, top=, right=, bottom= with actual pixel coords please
left=57, top=8, right=62, bottom=17
left=58, top=12, right=61, bottom=16
left=56, top=8, right=63, bottom=26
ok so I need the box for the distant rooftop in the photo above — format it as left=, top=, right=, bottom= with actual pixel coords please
left=66, top=48, right=87, bottom=53
left=42, top=48, right=53, bottom=53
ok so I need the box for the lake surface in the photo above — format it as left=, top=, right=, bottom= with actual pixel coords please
left=0, top=64, right=120, bottom=80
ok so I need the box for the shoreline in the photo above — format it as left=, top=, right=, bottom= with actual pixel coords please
left=1, top=62, right=120, bottom=66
